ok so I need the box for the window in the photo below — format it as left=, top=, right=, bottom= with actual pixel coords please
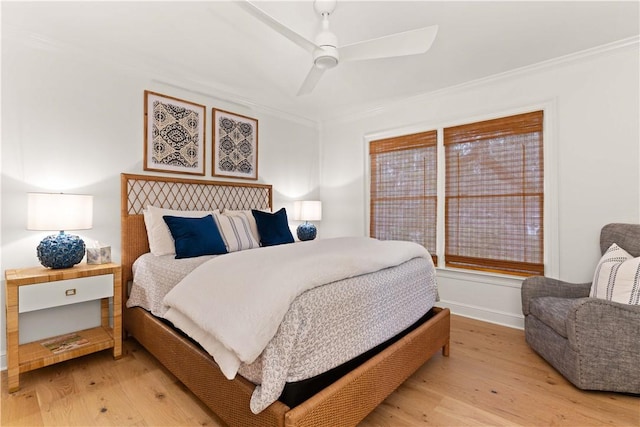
left=368, top=110, right=544, bottom=277
left=369, top=130, right=437, bottom=263
left=444, top=111, right=544, bottom=276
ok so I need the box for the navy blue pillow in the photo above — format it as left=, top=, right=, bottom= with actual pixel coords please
left=163, top=214, right=228, bottom=259
left=252, top=208, right=295, bottom=246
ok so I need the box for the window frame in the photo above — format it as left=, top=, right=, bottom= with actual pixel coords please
left=364, top=103, right=558, bottom=279
left=443, top=110, right=545, bottom=276
left=369, top=130, right=438, bottom=265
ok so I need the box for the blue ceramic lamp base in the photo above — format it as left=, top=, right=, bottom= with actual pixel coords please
left=297, top=222, right=317, bottom=241
left=37, top=231, right=86, bottom=269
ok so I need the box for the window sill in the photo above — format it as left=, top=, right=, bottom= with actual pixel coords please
left=434, top=266, right=526, bottom=289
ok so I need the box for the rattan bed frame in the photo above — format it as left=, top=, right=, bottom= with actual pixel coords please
left=120, top=173, right=450, bottom=427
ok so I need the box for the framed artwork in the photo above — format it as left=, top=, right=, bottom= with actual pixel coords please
left=144, top=90, right=206, bottom=176
left=212, top=108, right=258, bottom=180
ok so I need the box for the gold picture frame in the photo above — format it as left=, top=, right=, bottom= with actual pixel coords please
left=212, top=108, right=258, bottom=180
left=144, top=90, right=206, bottom=176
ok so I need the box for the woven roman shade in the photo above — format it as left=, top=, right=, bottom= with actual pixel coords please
left=444, top=111, right=544, bottom=276
left=370, top=130, right=438, bottom=263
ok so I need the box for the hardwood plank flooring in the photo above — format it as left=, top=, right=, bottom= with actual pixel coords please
left=2, top=315, right=638, bottom=426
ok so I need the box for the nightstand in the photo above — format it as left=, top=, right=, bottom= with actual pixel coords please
left=5, top=262, right=122, bottom=392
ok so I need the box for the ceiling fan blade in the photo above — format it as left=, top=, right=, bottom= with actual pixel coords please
left=297, top=66, right=326, bottom=96
left=339, top=25, right=438, bottom=62
left=236, top=1, right=318, bottom=53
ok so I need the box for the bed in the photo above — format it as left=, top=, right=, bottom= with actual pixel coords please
left=120, top=172, right=450, bottom=427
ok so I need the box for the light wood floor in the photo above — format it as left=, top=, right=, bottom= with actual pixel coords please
left=2, top=315, right=638, bottom=426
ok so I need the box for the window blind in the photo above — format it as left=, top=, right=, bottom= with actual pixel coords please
left=370, top=130, right=438, bottom=263
left=444, top=111, right=544, bottom=276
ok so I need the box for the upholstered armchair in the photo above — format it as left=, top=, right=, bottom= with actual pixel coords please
left=521, top=223, right=640, bottom=394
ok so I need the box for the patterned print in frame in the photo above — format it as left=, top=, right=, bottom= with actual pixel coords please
left=144, top=91, right=206, bottom=176
left=212, top=108, right=258, bottom=180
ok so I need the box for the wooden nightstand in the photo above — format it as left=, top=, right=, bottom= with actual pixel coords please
left=5, top=262, right=122, bottom=392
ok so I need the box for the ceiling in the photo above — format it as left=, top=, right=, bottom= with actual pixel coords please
left=4, top=1, right=639, bottom=123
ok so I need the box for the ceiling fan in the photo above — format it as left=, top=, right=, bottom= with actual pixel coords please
left=237, top=0, right=438, bottom=96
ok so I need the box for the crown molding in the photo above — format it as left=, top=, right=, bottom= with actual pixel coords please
left=321, top=35, right=640, bottom=126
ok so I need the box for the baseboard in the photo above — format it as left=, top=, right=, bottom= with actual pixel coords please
left=438, top=300, right=524, bottom=330
left=1, top=353, right=6, bottom=372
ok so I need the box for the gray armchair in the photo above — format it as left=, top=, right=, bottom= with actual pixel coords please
left=521, top=223, right=640, bottom=394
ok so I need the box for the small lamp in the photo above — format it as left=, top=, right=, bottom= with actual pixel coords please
left=293, top=200, right=322, bottom=241
left=27, top=193, right=93, bottom=269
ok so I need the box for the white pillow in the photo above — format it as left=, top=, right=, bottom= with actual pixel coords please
left=143, top=205, right=219, bottom=256
left=590, top=243, right=640, bottom=305
left=223, top=209, right=267, bottom=243
left=213, top=212, right=259, bottom=252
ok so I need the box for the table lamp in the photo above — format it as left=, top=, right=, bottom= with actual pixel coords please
left=27, top=193, right=93, bottom=269
left=293, top=200, right=322, bottom=241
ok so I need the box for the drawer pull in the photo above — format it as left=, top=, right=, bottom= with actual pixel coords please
left=65, top=289, right=77, bottom=296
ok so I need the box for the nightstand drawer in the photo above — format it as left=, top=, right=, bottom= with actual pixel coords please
left=18, top=275, right=113, bottom=313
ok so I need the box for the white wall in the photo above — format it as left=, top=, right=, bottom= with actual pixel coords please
left=0, top=32, right=320, bottom=368
left=319, top=41, right=640, bottom=328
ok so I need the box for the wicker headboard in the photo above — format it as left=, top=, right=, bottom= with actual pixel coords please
left=120, top=173, right=272, bottom=297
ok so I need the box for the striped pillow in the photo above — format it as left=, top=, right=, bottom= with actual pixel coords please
left=223, top=209, right=266, bottom=243
left=214, top=211, right=259, bottom=252
left=590, top=243, right=640, bottom=305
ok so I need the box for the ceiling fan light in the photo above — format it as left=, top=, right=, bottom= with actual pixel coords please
left=313, top=46, right=339, bottom=69
left=314, top=55, right=338, bottom=69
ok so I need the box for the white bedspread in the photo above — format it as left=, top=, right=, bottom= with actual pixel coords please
left=162, top=236, right=430, bottom=381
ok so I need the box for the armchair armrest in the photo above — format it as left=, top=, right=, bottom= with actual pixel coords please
left=567, top=298, right=640, bottom=356
left=521, top=276, right=591, bottom=315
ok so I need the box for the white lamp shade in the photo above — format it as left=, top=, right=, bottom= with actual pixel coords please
left=27, top=193, right=93, bottom=231
left=293, top=200, right=322, bottom=221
